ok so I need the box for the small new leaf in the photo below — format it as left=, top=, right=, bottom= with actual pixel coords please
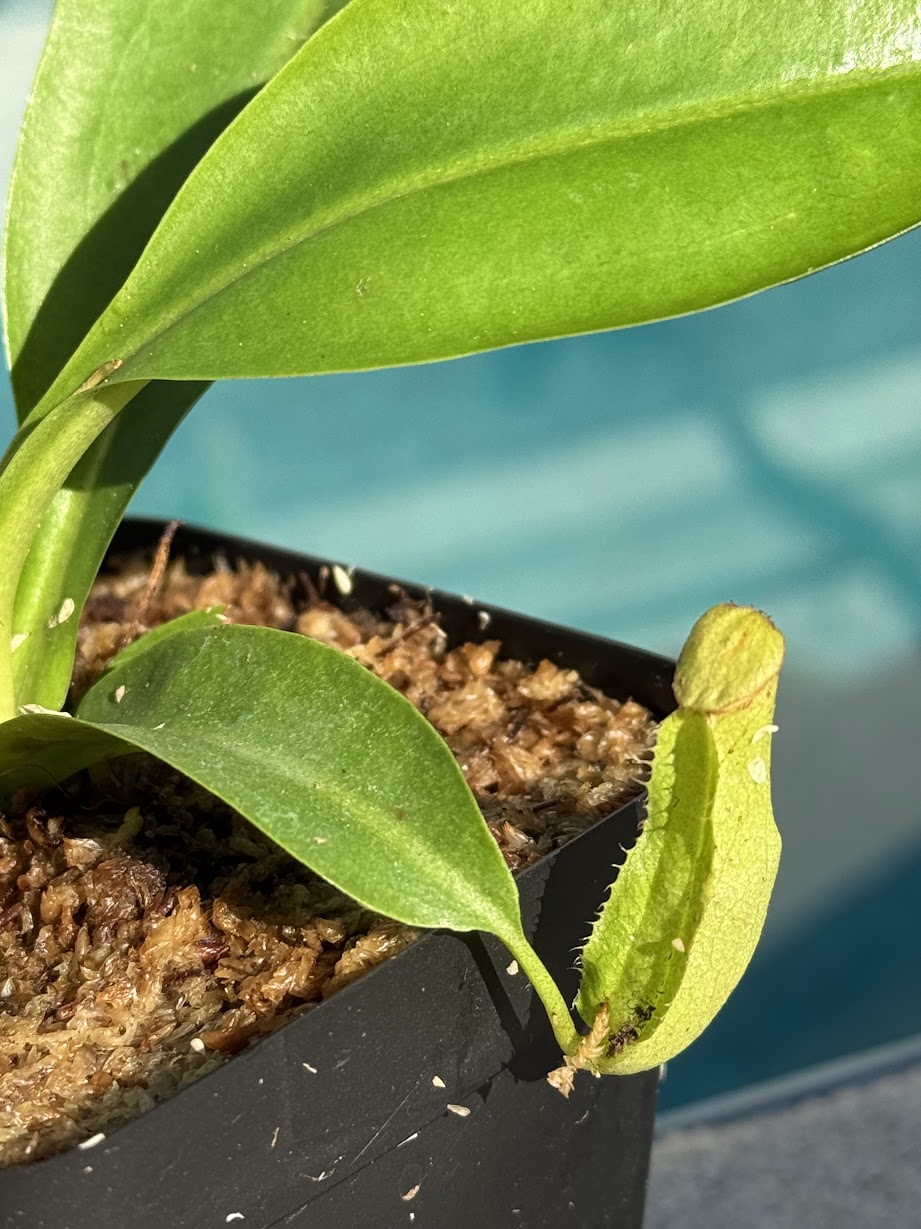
left=575, top=604, right=784, bottom=1075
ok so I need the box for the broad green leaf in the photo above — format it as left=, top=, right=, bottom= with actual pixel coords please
left=41, top=0, right=921, bottom=394
left=3, top=0, right=347, bottom=415
left=0, top=622, right=578, bottom=1048
left=575, top=604, right=783, bottom=1075
left=3, top=0, right=345, bottom=710
left=0, top=625, right=527, bottom=943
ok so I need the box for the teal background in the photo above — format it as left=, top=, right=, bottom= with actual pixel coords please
left=3, top=0, right=921, bottom=1107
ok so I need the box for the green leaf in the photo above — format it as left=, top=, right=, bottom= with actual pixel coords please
left=0, top=622, right=580, bottom=1048
left=2, top=625, right=525, bottom=939
left=3, top=0, right=347, bottom=416
left=3, top=0, right=345, bottom=710
left=46, top=0, right=921, bottom=391
left=575, top=604, right=784, bottom=1075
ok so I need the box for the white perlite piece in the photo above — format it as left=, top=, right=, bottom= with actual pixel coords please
left=10, top=632, right=28, bottom=652
left=303, top=1063, right=318, bottom=1073
left=47, top=597, right=75, bottom=628
left=402, top=1185, right=420, bottom=1202
left=506, top=960, right=519, bottom=976
left=225, top=1216, right=244, bottom=1224
left=190, top=1037, right=206, bottom=1053
left=672, top=937, right=686, bottom=953
left=432, top=1075, right=446, bottom=1089
left=77, top=1133, right=106, bottom=1150
left=446, top=1104, right=471, bottom=1118
left=331, top=564, right=354, bottom=595
left=747, top=757, right=767, bottom=784
left=115, top=685, right=127, bottom=703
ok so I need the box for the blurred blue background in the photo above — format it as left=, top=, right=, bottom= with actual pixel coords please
left=3, top=0, right=920, bottom=1109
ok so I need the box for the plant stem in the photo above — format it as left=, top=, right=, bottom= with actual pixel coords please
left=507, top=929, right=581, bottom=1056
left=0, top=381, right=145, bottom=723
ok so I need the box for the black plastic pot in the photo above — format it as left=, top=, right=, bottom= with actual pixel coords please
left=1, top=520, right=676, bottom=1229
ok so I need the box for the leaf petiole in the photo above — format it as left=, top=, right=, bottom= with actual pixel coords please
left=504, top=929, right=581, bottom=1056
left=0, top=379, right=146, bottom=722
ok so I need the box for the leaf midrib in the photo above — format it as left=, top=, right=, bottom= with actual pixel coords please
left=101, top=57, right=920, bottom=376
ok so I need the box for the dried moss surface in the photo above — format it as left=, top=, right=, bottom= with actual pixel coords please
left=0, top=549, right=655, bottom=1166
